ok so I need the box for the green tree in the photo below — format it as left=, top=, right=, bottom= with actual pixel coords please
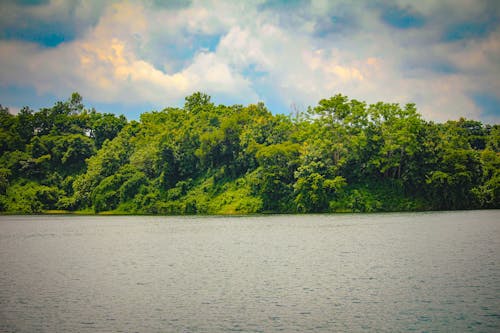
left=253, top=142, right=300, bottom=212
left=89, top=111, right=127, bottom=148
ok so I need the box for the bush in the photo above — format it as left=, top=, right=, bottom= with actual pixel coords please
left=3, top=182, right=62, bottom=213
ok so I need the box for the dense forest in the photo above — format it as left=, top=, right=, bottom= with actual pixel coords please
left=0, top=92, right=498, bottom=214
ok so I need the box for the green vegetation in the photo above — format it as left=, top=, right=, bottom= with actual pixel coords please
left=0, top=92, right=498, bottom=214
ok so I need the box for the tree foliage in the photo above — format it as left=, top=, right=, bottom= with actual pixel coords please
left=0, top=92, right=498, bottom=214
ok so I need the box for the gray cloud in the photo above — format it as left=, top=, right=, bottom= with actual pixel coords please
left=0, top=0, right=109, bottom=46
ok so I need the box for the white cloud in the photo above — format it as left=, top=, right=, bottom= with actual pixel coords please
left=0, top=0, right=498, bottom=122
left=0, top=1, right=257, bottom=109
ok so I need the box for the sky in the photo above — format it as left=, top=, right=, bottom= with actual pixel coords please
left=0, top=0, right=499, bottom=123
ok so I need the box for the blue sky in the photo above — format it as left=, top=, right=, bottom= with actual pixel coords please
left=0, top=0, right=499, bottom=123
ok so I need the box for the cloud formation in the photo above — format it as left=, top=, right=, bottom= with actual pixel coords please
left=0, top=0, right=499, bottom=122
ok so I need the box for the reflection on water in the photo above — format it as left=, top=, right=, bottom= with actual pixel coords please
left=0, top=211, right=499, bottom=332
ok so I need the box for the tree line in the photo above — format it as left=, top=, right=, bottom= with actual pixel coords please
left=0, top=92, right=498, bottom=214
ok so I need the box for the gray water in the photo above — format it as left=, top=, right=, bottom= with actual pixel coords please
left=0, top=211, right=499, bottom=332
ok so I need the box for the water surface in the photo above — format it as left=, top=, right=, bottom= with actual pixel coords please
left=1, top=211, right=499, bottom=332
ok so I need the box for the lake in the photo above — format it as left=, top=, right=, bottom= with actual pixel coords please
left=0, top=211, right=499, bottom=332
